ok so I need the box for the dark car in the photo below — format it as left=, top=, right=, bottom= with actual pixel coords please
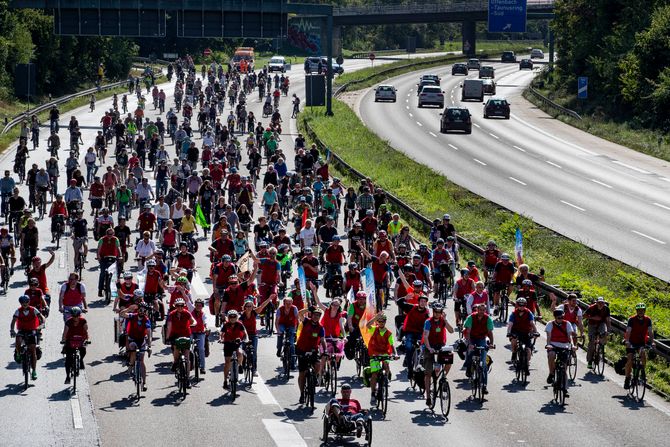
left=440, top=107, right=472, bottom=134
left=519, top=58, right=533, bottom=70
left=452, top=63, right=468, bottom=76
left=501, top=51, right=517, bottom=63
left=482, top=79, right=496, bottom=95
left=483, top=98, right=510, bottom=119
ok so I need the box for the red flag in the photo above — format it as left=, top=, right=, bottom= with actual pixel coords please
left=301, top=207, right=308, bottom=228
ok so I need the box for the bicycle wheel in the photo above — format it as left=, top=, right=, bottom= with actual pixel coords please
left=568, top=351, right=578, bottom=381
left=594, top=344, right=605, bottom=376
left=135, top=360, right=142, bottom=399
left=193, top=350, right=200, bottom=383
left=22, top=351, right=30, bottom=391
left=380, top=379, right=389, bottom=419
left=429, top=376, right=438, bottom=410
left=282, top=346, right=291, bottom=380
left=179, top=357, right=188, bottom=399
left=355, top=348, right=363, bottom=377
left=230, top=363, right=238, bottom=402
left=329, top=359, right=338, bottom=397
left=439, top=379, right=451, bottom=418
left=554, top=369, right=565, bottom=406
left=245, top=354, right=254, bottom=386
left=470, top=365, right=479, bottom=400
left=633, top=367, right=646, bottom=402
left=104, top=274, right=112, bottom=305
left=365, top=418, right=373, bottom=446
left=72, top=352, right=80, bottom=394
left=307, top=371, right=316, bottom=409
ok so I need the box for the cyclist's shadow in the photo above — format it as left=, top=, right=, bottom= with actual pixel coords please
left=409, top=409, right=448, bottom=426
left=454, top=397, right=489, bottom=413
left=538, top=400, right=572, bottom=415
left=611, top=394, right=646, bottom=410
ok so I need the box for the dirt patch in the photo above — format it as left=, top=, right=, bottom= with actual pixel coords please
left=338, top=91, right=364, bottom=111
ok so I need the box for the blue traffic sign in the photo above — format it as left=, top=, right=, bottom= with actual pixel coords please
left=578, top=76, right=588, bottom=99
left=488, top=0, right=527, bottom=33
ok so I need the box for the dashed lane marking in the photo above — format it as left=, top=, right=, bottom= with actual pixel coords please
left=631, top=230, right=666, bottom=245
left=546, top=160, right=562, bottom=169
left=448, top=144, right=459, bottom=151
left=473, top=158, right=487, bottom=166
left=509, top=177, right=527, bottom=186
left=591, top=179, right=613, bottom=189
left=513, top=145, right=526, bottom=152
left=612, top=160, right=650, bottom=174
left=653, top=202, right=670, bottom=211
left=560, top=200, right=586, bottom=212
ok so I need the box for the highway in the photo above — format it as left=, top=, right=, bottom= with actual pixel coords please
left=356, top=59, right=670, bottom=282
left=1, top=54, right=669, bottom=447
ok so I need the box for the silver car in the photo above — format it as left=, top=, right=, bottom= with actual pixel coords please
left=418, top=85, right=444, bottom=108
left=530, top=48, right=545, bottom=59
left=374, top=85, right=396, bottom=102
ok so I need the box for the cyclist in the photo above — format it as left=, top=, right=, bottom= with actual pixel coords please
left=453, top=268, right=475, bottom=321
left=325, top=383, right=367, bottom=437
left=623, top=303, right=655, bottom=390
left=275, top=296, right=299, bottom=362
left=166, top=298, right=196, bottom=384
left=507, top=297, right=538, bottom=369
left=584, top=297, right=611, bottom=370
left=114, top=272, right=138, bottom=313
left=545, top=307, right=575, bottom=395
left=397, top=294, right=430, bottom=371
left=482, top=240, right=500, bottom=283
left=94, top=208, right=114, bottom=240
left=551, top=293, right=584, bottom=345
left=71, top=209, right=89, bottom=265
left=296, top=307, right=327, bottom=404
left=96, top=227, right=120, bottom=296
left=463, top=303, right=495, bottom=395
left=61, top=306, right=89, bottom=384
left=365, top=312, right=397, bottom=406
left=220, top=310, right=248, bottom=390
left=491, top=253, right=515, bottom=316
left=516, top=279, right=542, bottom=320
left=10, top=295, right=45, bottom=381
left=0, top=170, right=16, bottom=217
left=421, top=302, right=454, bottom=406
left=191, top=297, right=208, bottom=375
left=119, top=303, right=152, bottom=390
left=58, top=271, right=88, bottom=320
left=27, top=251, right=55, bottom=300
left=135, top=231, right=156, bottom=269
left=240, top=297, right=272, bottom=374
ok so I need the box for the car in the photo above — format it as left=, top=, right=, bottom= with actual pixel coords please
left=482, top=79, right=496, bottom=95
left=375, top=85, right=397, bottom=102
left=483, top=98, right=510, bottom=119
left=268, top=56, right=287, bottom=73
left=530, top=48, right=545, bottom=59
left=418, top=86, right=444, bottom=108
left=467, top=58, right=481, bottom=70
left=323, top=57, right=345, bottom=75
left=461, top=79, right=484, bottom=102
left=417, top=79, right=438, bottom=95
left=440, top=107, right=472, bottom=134
left=303, top=56, right=343, bottom=74
left=452, top=63, right=468, bottom=76
left=519, top=58, right=534, bottom=70
left=479, top=65, right=495, bottom=79
left=420, top=74, right=441, bottom=86
left=501, top=51, right=517, bottom=63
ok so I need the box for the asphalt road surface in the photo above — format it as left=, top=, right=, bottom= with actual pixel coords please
left=1, top=55, right=669, bottom=447
left=357, top=58, right=670, bottom=282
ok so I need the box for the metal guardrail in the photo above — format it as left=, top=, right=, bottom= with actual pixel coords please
left=308, top=54, right=670, bottom=367
left=526, top=86, right=582, bottom=120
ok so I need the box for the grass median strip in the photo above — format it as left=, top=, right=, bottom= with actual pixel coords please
left=299, top=99, right=670, bottom=395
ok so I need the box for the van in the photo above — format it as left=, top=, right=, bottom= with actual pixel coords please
left=479, top=66, right=495, bottom=79
left=231, top=47, right=255, bottom=71
left=461, top=79, right=484, bottom=102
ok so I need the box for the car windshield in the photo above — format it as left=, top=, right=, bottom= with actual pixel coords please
left=423, top=87, right=441, bottom=93
left=379, top=86, right=392, bottom=91
left=488, top=99, right=507, bottom=106
left=447, top=109, right=468, bottom=118
left=270, top=58, right=283, bottom=64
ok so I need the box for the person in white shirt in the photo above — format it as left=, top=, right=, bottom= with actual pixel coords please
left=135, top=177, right=154, bottom=207
left=299, top=219, right=317, bottom=253
left=135, top=231, right=156, bottom=268
left=154, top=195, right=170, bottom=231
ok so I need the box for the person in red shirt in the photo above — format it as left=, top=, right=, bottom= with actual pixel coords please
left=209, top=231, right=235, bottom=263
left=96, top=227, right=121, bottom=296
left=252, top=249, right=280, bottom=306
left=221, top=275, right=247, bottom=315
left=397, top=294, right=430, bottom=370
left=114, top=271, right=138, bottom=312
left=219, top=310, right=248, bottom=390
left=166, top=298, right=196, bottom=378
left=24, top=278, right=48, bottom=315
left=11, top=295, right=45, bottom=380
left=174, top=241, right=196, bottom=282
left=491, top=253, right=516, bottom=315
left=295, top=307, right=327, bottom=404
left=120, top=303, right=152, bottom=390
left=344, top=263, right=361, bottom=296
left=506, top=297, right=538, bottom=372
left=325, top=383, right=368, bottom=435
left=421, top=303, right=454, bottom=406
left=466, top=260, right=481, bottom=282
left=60, top=306, right=88, bottom=384
left=212, top=255, right=238, bottom=316
left=27, top=250, right=56, bottom=296
left=623, top=303, right=655, bottom=390
left=136, top=204, right=156, bottom=235
left=240, top=297, right=272, bottom=373
left=482, top=240, right=501, bottom=282
left=275, top=296, right=299, bottom=361
left=191, top=297, right=209, bottom=375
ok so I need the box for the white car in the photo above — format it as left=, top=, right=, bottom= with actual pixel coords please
left=374, top=85, right=396, bottom=102
left=530, top=49, right=545, bottom=59
left=418, top=85, right=444, bottom=108
left=268, top=56, right=287, bottom=72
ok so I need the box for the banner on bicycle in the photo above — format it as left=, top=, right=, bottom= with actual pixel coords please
left=237, top=251, right=253, bottom=273
left=358, top=267, right=377, bottom=347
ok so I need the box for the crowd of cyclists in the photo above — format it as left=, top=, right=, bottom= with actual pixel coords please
left=4, top=54, right=658, bottom=431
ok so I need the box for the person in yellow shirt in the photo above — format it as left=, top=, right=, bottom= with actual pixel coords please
left=180, top=208, right=197, bottom=236
left=387, top=213, right=402, bottom=242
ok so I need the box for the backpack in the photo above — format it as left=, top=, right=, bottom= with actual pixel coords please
left=614, top=356, right=627, bottom=375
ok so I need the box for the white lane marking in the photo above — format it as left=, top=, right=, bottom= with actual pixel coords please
left=513, top=145, right=526, bottom=152
left=510, top=114, right=598, bottom=155
left=191, top=272, right=209, bottom=297
left=429, top=132, right=437, bottom=138
left=473, top=123, right=481, bottom=128
left=489, top=133, right=500, bottom=139
left=560, top=200, right=586, bottom=212
left=661, top=177, right=670, bottom=183
left=631, top=230, right=666, bottom=245
left=409, top=113, right=413, bottom=117
left=405, top=99, right=409, bottom=103
left=409, top=89, right=413, bottom=92
left=509, top=177, right=527, bottom=186
left=546, top=160, right=562, bottom=169
left=416, top=121, right=423, bottom=127
left=406, top=106, right=409, bottom=109
left=263, top=419, right=308, bottom=447
left=653, top=202, right=670, bottom=211
left=473, top=158, right=487, bottom=166
left=591, top=179, right=613, bottom=189
left=59, top=250, right=66, bottom=269
left=612, top=160, right=650, bottom=174
left=71, top=395, right=84, bottom=429
left=448, top=144, right=459, bottom=151
left=252, top=374, right=280, bottom=406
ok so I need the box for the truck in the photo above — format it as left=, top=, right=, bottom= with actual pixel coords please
left=231, top=47, right=255, bottom=72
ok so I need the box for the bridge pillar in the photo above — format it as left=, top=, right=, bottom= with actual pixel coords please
left=548, top=29, right=555, bottom=67
left=462, top=20, right=476, bottom=57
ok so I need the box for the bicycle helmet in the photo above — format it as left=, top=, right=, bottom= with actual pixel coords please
left=341, top=383, right=352, bottom=391
left=174, top=298, right=186, bottom=306
left=133, top=290, right=144, bottom=298
left=227, top=310, right=239, bottom=317
left=412, top=280, right=423, bottom=287
left=349, top=262, right=358, bottom=269
left=377, top=314, right=387, bottom=321
left=431, top=302, right=445, bottom=312
left=123, top=272, right=133, bottom=279
left=516, top=298, right=527, bottom=306
left=397, top=243, right=407, bottom=249
left=378, top=230, right=387, bottom=237
left=635, top=303, right=647, bottom=310
left=278, top=243, right=289, bottom=252
left=522, top=279, right=532, bottom=286
left=436, top=238, right=445, bottom=244
left=258, top=241, right=268, bottom=247
left=443, top=214, right=450, bottom=220
left=18, top=295, right=30, bottom=304
left=460, top=269, right=469, bottom=276
left=231, top=167, right=238, bottom=173
left=553, top=308, right=565, bottom=318
left=176, top=276, right=189, bottom=284
left=194, top=297, right=205, bottom=305
left=154, top=249, right=164, bottom=256
left=500, top=253, right=510, bottom=260
left=146, top=259, right=156, bottom=266
left=70, top=307, right=83, bottom=317
left=303, top=247, right=313, bottom=254
left=222, top=255, right=232, bottom=261
left=29, top=278, right=39, bottom=285
left=355, top=291, right=367, bottom=299
left=332, top=235, right=341, bottom=241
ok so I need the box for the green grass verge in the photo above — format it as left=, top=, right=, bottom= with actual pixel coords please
left=300, top=98, right=670, bottom=395
left=524, top=76, right=670, bottom=163
left=336, top=44, right=541, bottom=92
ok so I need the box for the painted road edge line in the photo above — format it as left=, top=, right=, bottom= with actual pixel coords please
left=263, top=419, right=308, bottom=447
left=71, top=395, right=84, bottom=429
left=252, top=374, right=280, bottom=406
left=612, top=160, right=650, bottom=175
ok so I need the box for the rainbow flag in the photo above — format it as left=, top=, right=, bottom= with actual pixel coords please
left=358, top=267, right=377, bottom=346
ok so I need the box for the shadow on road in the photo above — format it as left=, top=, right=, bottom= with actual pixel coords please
left=275, top=406, right=315, bottom=422
left=4, top=361, right=20, bottom=370
left=454, top=397, right=488, bottom=412
left=579, top=372, right=607, bottom=384
left=409, top=409, right=447, bottom=426
left=538, top=401, right=572, bottom=415
left=150, top=391, right=185, bottom=406
left=611, top=394, right=646, bottom=410
left=48, top=388, right=71, bottom=401
left=0, top=383, right=27, bottom=397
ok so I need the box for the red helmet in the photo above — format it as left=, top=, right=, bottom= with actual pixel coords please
left=70, top=179, right=77, bottom=185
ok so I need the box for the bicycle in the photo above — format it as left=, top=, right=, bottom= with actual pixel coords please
left=263, top=298, right=275, bottom=336
left=73, top=237, right=86, bottom=278
left=354, top=334, right=369, bottom=378
left=243, top=342, right=255, bottom=387
left=65, top=335, right=90, bottom=394
left=102, top=256, right=117, bottom=305
left=281, top=330, right=293, bottom=380
left=568, top=335, right=584, bottom=381
left=371, top=355, right=397, bottom=419
left=191, top=337, right=201, bottom=384
left=512, top=334, right=538, bottom=385
left=469, top=345, right=493, bottom=403
left=592, top=331, right=606, bottom=376
left=434, top=264, right=453, bottom=305
left=227, top=340, right=242, bottom=402
left=132, top=343, right=149, bottom=399
left=174, top=337, right=191, bottom=399
left=36, top=188, right=48, bottom=220
left=52, top=214, right=65, bottom=249
left=323, top=338, right=342, bottom=397
left=303, top=350, right=320, bottom=410
left=628, top=345, right=649, bottom=402
left=17, top=330, right=40, bottom=391
left=550, top=346, right=570, bottom=406
left=407, top=337, right=423, bottom=389
left=428, top=346, right=453, bottom=418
